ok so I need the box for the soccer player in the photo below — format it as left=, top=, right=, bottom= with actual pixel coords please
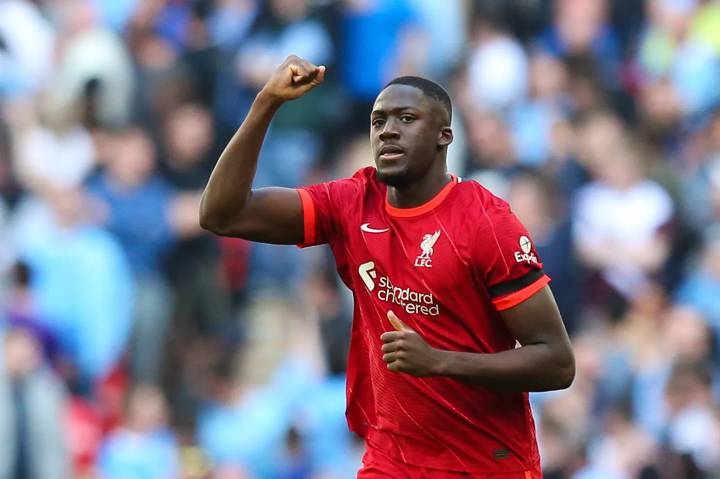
left=200, top=55, right=575, bottom=478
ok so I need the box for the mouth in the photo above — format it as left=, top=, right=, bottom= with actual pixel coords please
left=378, top=144, right=405, bottom=161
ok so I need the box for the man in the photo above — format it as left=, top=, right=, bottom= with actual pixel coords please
left=200, top=55, right=575, bottom=478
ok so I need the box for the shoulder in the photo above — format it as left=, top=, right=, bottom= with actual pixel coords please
left=455, top=178, right=513, bottom=221
left=350, top=166, right=378, bottom=183
left=299, top=167, right=378, bottom=221
left=325, top=166, right=378, bottom=196
left=314, top=166, right=376, bottom=186
left=455, top=179, right=533, bottom=253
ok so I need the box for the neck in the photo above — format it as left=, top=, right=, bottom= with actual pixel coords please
left=386, top=163, right=451, bottom=209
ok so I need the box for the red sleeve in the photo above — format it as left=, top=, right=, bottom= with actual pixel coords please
left=296, top=174, right=364, bottom=248
left=474, top=198, right=550, bottom=311
left=297, top=188, right=318, bottom=247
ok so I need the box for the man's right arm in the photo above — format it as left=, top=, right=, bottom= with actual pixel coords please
left=199, top=55, right=326, bottom=244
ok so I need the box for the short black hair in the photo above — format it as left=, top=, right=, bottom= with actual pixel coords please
left=383, top=76, right=452, bottom=123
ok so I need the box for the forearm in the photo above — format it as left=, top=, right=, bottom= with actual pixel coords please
left=199, top=91, right=282, bottom=230
left=433, top=343, right=575, bottom=392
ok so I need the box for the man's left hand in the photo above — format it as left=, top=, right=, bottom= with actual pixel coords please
left=380, top=311, right=443, bottom=377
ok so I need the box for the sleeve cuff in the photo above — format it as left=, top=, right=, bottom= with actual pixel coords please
left=296, top=188, right=316, bottom=248
left=492, top=274, right=551, bottom=311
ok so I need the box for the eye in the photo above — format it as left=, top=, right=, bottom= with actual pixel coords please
left=400, top=115, right=415, bottom=123
left=371, top=118, right=385, bottom=128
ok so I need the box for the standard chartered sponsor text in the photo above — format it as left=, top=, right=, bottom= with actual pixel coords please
left=376, top=276, right=440, bottom=316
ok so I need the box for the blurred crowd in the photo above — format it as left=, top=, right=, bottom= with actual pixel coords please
left=1, top=0, right=720, bottom=478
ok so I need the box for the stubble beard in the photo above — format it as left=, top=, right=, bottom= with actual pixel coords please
left=376, top=167, right=414, bottom=188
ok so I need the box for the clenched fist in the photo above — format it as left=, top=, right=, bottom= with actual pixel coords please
left=259, top=55, right=326, bottom=103
left=381, top=311, right=444, bottom=377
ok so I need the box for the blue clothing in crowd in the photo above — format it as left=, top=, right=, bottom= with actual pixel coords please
left=87, top=174, right=175, bottom=277
left=341, top=0, right=417, bottom=101
left=99, top=429, right=178, bottom=479
left=22, top=225, right=134, bottom=382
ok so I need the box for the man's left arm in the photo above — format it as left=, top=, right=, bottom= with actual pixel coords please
left=381, top=286, right=575, bottom=391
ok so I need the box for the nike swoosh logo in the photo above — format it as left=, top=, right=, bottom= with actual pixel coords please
left=361, top=223, right=389, bottom=233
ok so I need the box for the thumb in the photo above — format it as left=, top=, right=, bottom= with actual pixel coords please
left=314, top=65, right=326, bottom=84
left=387, top=310, right=412, bottom=332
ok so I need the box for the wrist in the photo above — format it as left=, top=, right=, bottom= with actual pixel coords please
left=430, top=349, right=453, bottom=376
left=255, top=89, right=285, bottom=110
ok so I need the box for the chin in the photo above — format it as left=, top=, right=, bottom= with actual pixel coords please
left=376, top=168, right=413, bottom=187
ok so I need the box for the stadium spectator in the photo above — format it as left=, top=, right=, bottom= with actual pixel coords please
left=0, top=0, right=56, bottom=97
left=46, top=0, right=135, bottom=128
left=662, top=362, right=720, bottom=476
left=636, top=0, right=720, bottom=118
left=98, top=384, right=179, bottom=479
left=407, top=0, right=466, bottom=79
left=13, top=108, right=96, bottom=192
left=572, top=140, right=674, bottom=310
left=86, top=128, right=179, bottom=384
left=160, top=103, right=230, bottom=334
left=466, top=5, right=529, bottom=112
left=0, top=326, right=70, bottom=479
left=676, top=228, right=720, bottom=352
left=198, top=356, right=315, bottom=477
left=13, top=186, right=133, bottom=389
left=209, top=0, right=259, bottom=48
left=510, top=52, right=571, bottom=166
left=339, top=0, right=426, bottom=129
left=536, top=0, right=622, bottom=86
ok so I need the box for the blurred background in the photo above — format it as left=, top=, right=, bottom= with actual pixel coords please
left=1, top=0, right=720, bottom=478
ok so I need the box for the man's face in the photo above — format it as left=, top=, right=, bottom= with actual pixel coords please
left=370, top=85, right=448, bottom=187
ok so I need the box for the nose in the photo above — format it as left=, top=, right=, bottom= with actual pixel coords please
left=379, top=117, right=400, bottom=140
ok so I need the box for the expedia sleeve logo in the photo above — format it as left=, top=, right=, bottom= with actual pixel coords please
left=513, top=235, right=537, bottom=264
left=358, top=261, right=440, bottom=316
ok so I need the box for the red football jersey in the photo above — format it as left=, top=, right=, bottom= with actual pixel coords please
left=297, top=167, right=550, bottom=474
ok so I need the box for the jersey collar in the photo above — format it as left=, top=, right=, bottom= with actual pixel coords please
left=384, top=175, right=460, bottom=218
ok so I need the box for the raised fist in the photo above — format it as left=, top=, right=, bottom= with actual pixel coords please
left=260, top=55, right=326, bottom=103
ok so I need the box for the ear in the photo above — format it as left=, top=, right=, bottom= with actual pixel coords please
left=438, top=126, right=453, bottom=148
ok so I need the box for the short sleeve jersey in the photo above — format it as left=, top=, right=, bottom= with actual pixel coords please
left=298, top=167, right=549, bottom=474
